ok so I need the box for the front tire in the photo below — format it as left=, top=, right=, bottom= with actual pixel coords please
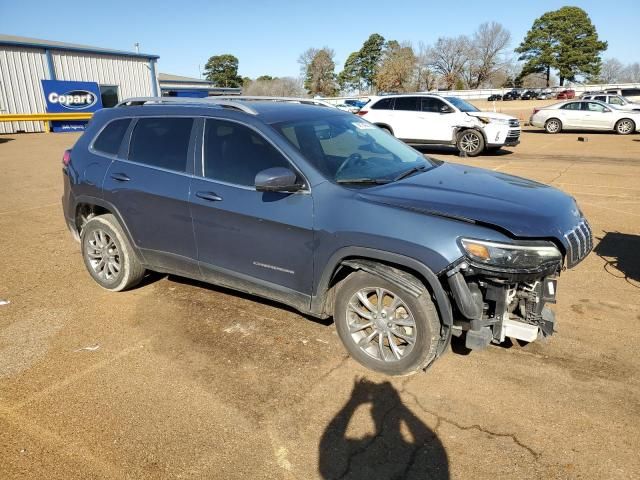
left=80, top=214, right=145, bottom=291
left=334, top=270, right=441, bottom=376
left=615, top=118, right=635, bottom=135
left=545, top=118, right=562, bottom=134
left=456, top=129, right=485, bottom=157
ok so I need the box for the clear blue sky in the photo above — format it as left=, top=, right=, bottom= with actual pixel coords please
left=1, top=0, right=638, bottom=79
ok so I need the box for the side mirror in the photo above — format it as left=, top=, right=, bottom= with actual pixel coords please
left=255, top=167, right=302, bottom=193
left=439, top=105, right=453, bottom=114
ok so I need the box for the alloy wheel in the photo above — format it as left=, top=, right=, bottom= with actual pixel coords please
left=85, top=229, right=121, bottom=281
left=346, top=287, right=417, bottom=362
left=459, top=132, right=480, bottom=153
left=617, top=120, right=634, bottom=134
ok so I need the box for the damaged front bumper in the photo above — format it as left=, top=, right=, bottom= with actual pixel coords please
left=445, top=262, right=560, bottom=350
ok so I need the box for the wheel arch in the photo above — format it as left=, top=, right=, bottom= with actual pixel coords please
left=311, top=247, right=453, bottom=355
left=373, top=123, right=394, bottom=135
left=73, top=196, right=145, bottom=263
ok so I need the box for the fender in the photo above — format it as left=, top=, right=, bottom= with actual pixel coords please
left=311, top=247, right=452, bottom=327
left=72, top=195, right=147, bottom=264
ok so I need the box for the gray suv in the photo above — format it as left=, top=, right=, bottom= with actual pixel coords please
left=62, top=97, right=592, bottom=375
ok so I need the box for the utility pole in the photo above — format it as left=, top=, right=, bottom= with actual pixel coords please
left=134, top=42, right=140, bottom=54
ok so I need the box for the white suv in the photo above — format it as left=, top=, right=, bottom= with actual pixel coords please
left=358, top=94, right=521, bottom=156
left=581, top=93, right=640, bottom=111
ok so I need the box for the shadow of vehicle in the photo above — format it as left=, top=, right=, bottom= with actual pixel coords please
left=165, top=274, right=333, bottom=326
left=0, top=137, right=15, bottom=144
left=413, top=144, right=514, bottom=158
left=319, top=378, right=449, bottom=480
left=594, top=231, right=640, bottom=287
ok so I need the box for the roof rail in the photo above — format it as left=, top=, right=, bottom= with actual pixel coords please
left=212, top=96, right=337, bottom=108
left=115, top=97, right=258, bottom=115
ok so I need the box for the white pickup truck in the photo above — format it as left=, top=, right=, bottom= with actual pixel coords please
left=358, top=94, right=520, bottom=156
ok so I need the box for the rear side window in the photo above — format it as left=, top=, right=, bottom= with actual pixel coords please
left=622, top=89, right=640, bottom=96
left=128, top=117, right=193, bottom=172
left=560, top=102, right=581, bottom=110
left=92, top=118, right=130, bottom=156
left=371, top=98, right=395, bottom=110
left=203, top=119, right=291, bottom=186
left=394, top=97, right=419, bottom=111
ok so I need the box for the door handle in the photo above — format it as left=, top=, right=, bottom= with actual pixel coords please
left=196, top=191, right=223, bottom=202
left=110, top=172, right=130, bottom=182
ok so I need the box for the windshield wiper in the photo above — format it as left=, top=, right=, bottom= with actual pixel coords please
left=393, top=165, right=428, bottom=181
left=336, top=178, right=391, bottom=185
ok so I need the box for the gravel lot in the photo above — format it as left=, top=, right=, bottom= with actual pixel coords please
left=1, top=129, right=639, bottom=479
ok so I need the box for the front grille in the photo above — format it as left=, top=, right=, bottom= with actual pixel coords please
left=564, top=220, right=593, bottom=268
left=509, top=119, right=520, bottom=128
left=506, top=130, right=520, bottom=140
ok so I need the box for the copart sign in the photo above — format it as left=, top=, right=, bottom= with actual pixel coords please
left=41, top=80, right=103, bottom=132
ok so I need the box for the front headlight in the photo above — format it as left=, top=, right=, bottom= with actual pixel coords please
left=460, top=238, right=562, bottom=272
left=476, top=117, right=510, bottom=125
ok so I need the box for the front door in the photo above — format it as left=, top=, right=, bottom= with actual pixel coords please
left=102, top=116, right=199, bottom=275
left=190, top=118, right=314, bottom=307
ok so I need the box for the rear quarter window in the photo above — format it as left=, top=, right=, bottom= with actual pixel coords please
left=371, top=98, right=395, bottom=110
left=92, top=118, right=131, bottom=156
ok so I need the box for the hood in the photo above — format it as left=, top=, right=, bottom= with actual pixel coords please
left=466, top=111, right=516, bottom=121
left=357, top=163, right=581, bottom=240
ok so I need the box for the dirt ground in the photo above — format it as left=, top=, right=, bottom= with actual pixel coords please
left=1, top=129, right=639, bottom=480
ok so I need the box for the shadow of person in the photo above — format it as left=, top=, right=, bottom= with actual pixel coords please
left=319, top=378, right=449, bottom=480
left=594, top=231, right=640, bottom=286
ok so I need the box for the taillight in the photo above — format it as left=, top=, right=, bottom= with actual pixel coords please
left=533, top=108, right=540, bottom=114
left=62, top=149, right=71, bottom=166
left=357, top=110, right=368, bottom=116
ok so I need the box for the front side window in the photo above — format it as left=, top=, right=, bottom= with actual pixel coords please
left=92, top=118, right=130, bottom=156
left=421, top=97, right=446, bottom=113
left=273, top=115, right=438, bottom=185
left=585, top=102, right=608, bottom=112
left=443, top=96, right=479, bottom=112
left=128, top=117, right=193, bottom=172
left=203, top=119, right=291, bottom=186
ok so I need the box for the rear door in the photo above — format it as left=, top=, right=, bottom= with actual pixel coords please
left=102, top=116, right=199, bottom=275
left=190, top=118, right=314, bottom=307
left=390, top=96, right=420, bottom=140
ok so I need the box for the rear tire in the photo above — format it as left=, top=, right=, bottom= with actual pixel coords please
left=544, top=118, right=562, bottom=134
left=334, top=270, right=441, bottom=376
left=456, top=129, right=485, bottom=157
left=80, top=214, right=145, bottom=291
left=615, top=118, right=635, bottom=135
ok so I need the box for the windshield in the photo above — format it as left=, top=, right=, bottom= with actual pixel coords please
left=272, top=115, right=438, bottom=184
left=443, top=97, right=479, bottom=112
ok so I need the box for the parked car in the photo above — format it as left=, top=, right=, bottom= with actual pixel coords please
left=487, top=94, right=503, bottom=101
left=521, top=90, right=539, bottom=100
left=335, top=103, right=360, bottom=114
left=581, top=93, right=640, bottom=111
left=344, top=99, right=369, bottom=109
left=502, top=90, right=522, bottom=101
left=530, top=100, right=640, bottom=134
left=537, top=90, right=554, bottom=100
left=63, top=95, right=591, bottom=375
left=357, top=94, right=520, bottom=156
left=603, top=88, right=640, bottom=102
left=556, top=89, right=576, bottom=100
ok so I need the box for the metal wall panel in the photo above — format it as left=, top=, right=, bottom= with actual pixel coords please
left=52, top=51, right=155, bottom=100
left=0, top=46, right=49, bottom=133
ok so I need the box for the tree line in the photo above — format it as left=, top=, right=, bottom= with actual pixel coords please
left=202, top=6, right=624, bottom=97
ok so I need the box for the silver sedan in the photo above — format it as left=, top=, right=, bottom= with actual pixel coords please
left=530, top=100, right=640, bottom=134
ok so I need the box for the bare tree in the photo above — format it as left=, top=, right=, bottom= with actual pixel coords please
left=426, top=36, right=470, bottom=90
left=465, top=22, right=511, bottom=88
left=598, top=58, right=624, bottom=83
left=413, top=43, right=438, bottom=91
left=621, top=62, right=640, bottom=83
left=298, top=48, right=320, bottom=76
left=243, top=77, right=305, bottom=97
